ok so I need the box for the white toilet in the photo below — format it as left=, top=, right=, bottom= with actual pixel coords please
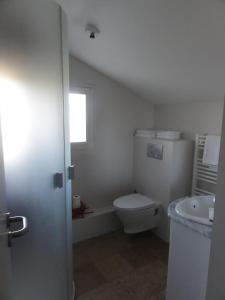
left=113, top=193, right=161, bottom=234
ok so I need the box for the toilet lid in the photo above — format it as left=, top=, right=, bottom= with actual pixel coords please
left=113, top=193, right=155, bottom=211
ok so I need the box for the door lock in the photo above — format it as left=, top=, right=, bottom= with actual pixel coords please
left=54, top=173, right=63, bottom=188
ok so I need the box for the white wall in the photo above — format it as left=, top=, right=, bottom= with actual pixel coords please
left=69, top=56, right=154, bottom=209
left=69, top=56, right=223, bottom=210
left=154, top=101, right=224, bottom=140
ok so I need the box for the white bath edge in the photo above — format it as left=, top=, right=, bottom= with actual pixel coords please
left=72, top=205, right=122, bottom=243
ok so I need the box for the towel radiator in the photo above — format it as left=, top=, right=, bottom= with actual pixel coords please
left=192, top=134, right=218, bottom=196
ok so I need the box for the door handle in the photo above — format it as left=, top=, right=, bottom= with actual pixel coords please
left=6, top=213, right=28, bottom=247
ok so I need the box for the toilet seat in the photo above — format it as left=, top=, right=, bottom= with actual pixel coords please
left=113, top=193, right=156, bottom=211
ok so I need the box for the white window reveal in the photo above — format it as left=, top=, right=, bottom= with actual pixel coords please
left=69, top=93, right=87, bottom=143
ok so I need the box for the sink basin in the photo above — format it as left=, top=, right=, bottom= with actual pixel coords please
left=175, top=195, right=215, bottom=226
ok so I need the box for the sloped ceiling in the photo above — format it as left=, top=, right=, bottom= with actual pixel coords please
left=58, top=0, right=225, bottom=104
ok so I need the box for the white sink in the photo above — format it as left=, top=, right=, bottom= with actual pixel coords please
left=175, top=195, right=215, bottom=226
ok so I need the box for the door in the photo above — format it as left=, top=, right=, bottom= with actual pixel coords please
left=0, top=1, right=72, bottom=299
left=206, top=100, right=225, bottom=300
left=0, top=122, right=12, bottom=300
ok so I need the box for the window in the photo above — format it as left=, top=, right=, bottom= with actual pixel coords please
left=69, top=92, right=87, bottom=143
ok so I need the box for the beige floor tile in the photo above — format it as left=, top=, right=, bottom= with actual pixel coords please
left=94, top=254, right=134, bottom=281
left=74, top=259, right=106, bottom=296
left=74, top=230, right=168, bottom=300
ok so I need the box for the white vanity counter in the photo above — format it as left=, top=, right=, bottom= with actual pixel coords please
left=166, top=199, right=212, bottom=300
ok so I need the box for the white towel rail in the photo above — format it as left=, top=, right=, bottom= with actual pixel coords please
left=192, top=134, right=218, bottom=196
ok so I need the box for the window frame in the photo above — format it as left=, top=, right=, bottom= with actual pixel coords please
left=69, top=85, right=94, bottom=150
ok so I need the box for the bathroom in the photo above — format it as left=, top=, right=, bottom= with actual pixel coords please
left=66, top=1, right=225, bottom=299
left=70, top=56, right=224, bottom=299
left=1, top=1, right=225, bottom=300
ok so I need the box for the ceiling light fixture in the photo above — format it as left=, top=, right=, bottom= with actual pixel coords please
left=85, top=23, right=100, bottom=39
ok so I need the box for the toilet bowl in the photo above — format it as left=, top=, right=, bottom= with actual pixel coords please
left=113, top=193, right=161, bottom=234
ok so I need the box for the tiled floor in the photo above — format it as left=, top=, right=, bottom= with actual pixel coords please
left=73, top=230, right=169, bottom=300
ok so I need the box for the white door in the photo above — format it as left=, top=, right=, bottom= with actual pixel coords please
left=0, top=122, right=13, bottom=300
left=0, top=1, right=72, bottom=299
left=206, top=100, right=225, bottom=300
